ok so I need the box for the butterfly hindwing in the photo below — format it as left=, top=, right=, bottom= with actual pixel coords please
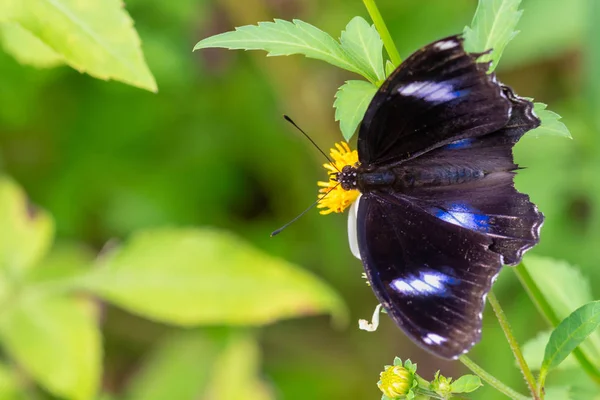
left=356, top=193, right=503, bottom=359
left=358, top=35, right=511, bottom=166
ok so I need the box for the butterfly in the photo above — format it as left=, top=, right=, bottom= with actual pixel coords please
left=337, top=35, right=543, bottom=359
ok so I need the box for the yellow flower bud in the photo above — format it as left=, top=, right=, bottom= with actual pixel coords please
left=378, top=365, right=413, bottom=399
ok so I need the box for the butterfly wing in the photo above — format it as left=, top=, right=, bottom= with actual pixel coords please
left=399, top=85, right=543, bottom=265
left=358, top=35, right=511, bottom=166
left=405, top=172, right=543, bottom=266
left=353, top=53, right=542, bottom=357
left=356, top=192, right=503, bottom=359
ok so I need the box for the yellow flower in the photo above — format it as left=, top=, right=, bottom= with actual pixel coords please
left=317, top=142, right=360, bottom=215
left=378, top=365, right=413, bottom=399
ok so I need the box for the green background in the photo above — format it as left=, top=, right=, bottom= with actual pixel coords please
left=0, top=0, right=596, bottom=398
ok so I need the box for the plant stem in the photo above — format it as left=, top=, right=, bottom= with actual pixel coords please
left=514, top=264, right=600, bottom=388
left=459, top=355, right=530, bottom=400
left=361, top=0, right=402, bottom=66
left=488, top=291, right=540, bottom=400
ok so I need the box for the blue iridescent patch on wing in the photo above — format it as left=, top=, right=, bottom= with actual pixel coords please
left=390, top=268, right=461, bottom=298
left=444, top=138, right=474, bottom=150
left=433, top=203, right=490, bottom=232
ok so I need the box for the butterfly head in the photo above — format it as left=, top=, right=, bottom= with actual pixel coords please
left=317, top=142, right=360, bottom=214
left=335, top=165, right=359, bottom=191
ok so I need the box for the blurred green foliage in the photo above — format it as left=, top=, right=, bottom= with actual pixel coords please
left=0, top=0, right=598, bottom=399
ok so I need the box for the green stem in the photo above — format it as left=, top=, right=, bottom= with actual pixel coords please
left=459, top=355, right=530, bottom=400
left=488, top=291, right=540, bottom=400
left=514, top=264, right=600, bottom=390
left=361, top=0, right=402, bottom=66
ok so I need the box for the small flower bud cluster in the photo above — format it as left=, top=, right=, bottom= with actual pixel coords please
left=377, top=357, right=482, bottom=399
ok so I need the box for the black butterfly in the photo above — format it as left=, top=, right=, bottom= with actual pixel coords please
left=338, top=35, right=543, bottom=359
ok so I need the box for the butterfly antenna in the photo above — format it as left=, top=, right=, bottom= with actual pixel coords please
left=270, top=183, right=340, bottom=237
left=283, top=115, right=339, bottom=171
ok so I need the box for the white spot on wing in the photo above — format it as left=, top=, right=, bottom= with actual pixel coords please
left=434, top=40, right=457, bottom=51
left=423, top=333, right=448, bottom=345
left=392, top=279, right=417, bottom=295
left=398, top=81, right=460, bottom=103
left=422, top=272, right=446, bottom=291
left=390, top=270, right=458, bottom=297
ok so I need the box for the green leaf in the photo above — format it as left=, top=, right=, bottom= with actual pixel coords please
left=334, top=80, right=377, bottom=141
left=522, top=330, right=577, bottom=370
left=0, top=295, right=101, bottom=400
left=542, top=301, right=600, bottom=373
left=501, top=0, right=584, bottom=69
left=0, top=362, right=20, bottom=399
left=23, top=241, right=95, bottom=285
left=0, top=176, right=54, bottom=278
left=83, top=228, right=346, bottom=326
left=126, top=329, right=273, bottom=400
left=202, top=332, right=273, bottom=400
left=126, top=330, right=228, bottom=400
left=463, top=0, right=523, bottom=71
left=523, top=255, right=600, bottom=361
left=339, top=17, right=385, bottom=82
left=385, top=60, right=396, bottom=77
left=450, top=375, right=482, bottom=393
left=530, top=102, right=572, bottom=138
left=544, top=386, right=573, bottom=400
left=5, top=0, right=157, bottom=92
left=0, top=22, right=63, bottom=67
left=194, top=19, right=369, bottom=80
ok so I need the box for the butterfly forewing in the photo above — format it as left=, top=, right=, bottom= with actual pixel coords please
left=357, top=35, right=511, bottom=166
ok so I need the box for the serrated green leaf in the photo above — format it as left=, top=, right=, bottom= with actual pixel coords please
left=542, top=301, right=600, bottom=373
left=463, top=0, right=524, bottom=71
left=0, top=295, right=101, bottom=400
left=522, top=330, right=577, bottom=370
left=0, top=176, right=54, bottom=279
left=82, top=228, right=346, bottom=326
left=450, top=375, right=482, bottom=393
left=5, top=0, right=156, bottom=92
left=194, top=19, right=370, bottom=80
left=523, top=255, right=600, bottom=361
left=334, top=80, right=377, bottom=141
left=0, top=22, right=63, bottom=67
left=385, top=60, right=396, bottom=77
left=529, top=102, right=572, bottom=138
left=339, top=17, right=384, bottom=82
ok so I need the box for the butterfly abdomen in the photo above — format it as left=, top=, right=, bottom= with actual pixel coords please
left=353, top=164, right=486, bottom=194
left=396, top=165, right=485, bottom=188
